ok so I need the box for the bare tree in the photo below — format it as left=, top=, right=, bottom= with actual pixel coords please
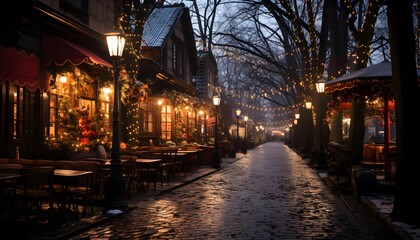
left=188, top=0, right=223, bottom=51
left=388, top=0, right=420, bottom=225
left=345, top=0, right=383, bottom=164
left=167, top=0, right=420, bottom=225
left=213, top=0, right=331, bottom=153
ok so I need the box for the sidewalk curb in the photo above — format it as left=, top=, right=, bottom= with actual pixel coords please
left=54, top=159, right=236, bottom=239
left=54, top=207, right=137, bottom=240
left=320, top=170, right=412, bottom=240
left=359, top=197, right=413, bottom=240
left=155, top=167, right=221, bottom=197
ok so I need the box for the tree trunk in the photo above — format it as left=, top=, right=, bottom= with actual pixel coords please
left=330, top=108, right=343, bottom=144
left=388, top=0, right=420, bottom=225
left=325, top=0, right=348, bottom=146
left=348, top=99, right=365, bottom=164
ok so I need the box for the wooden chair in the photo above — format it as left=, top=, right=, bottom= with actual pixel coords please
left=32, top=159, right=53, bottom=167
left=9, top=159, right=34, bottom=167
left=69, top=161, right=100, bottom=216
left=160, top=148, right=179, bottom=184
left=17, top=166, right=55, bottom=223
left=122, top=156, right=138, bottom=200
left=0, top=164, right=22, bottom=220
left=0, top=163, right=23, bottom=199
left=83, top=158, right=107, bottom=199
left=53, top=160, right=75, bottom=169
left=136, top=151, right=163, bottom=191
left=51, top=160, right=76, bottom=211
left=0, top=163, right=23, bottom=174
left=0, top=158, right=11, bottom=164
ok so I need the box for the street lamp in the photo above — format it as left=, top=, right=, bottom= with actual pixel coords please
left=186, top=106, right=190, bottom=143
left=212, top=95, right=221, bottom=168
left=158, top=99, right=163, bottom=144
left=243, top=115, right=248, bottom=154
left=105, top=28, right=127, bottom=209
left=305, top=101, right=312, bottom=110
left=303, top=100, right=312, bottom=154
left=235, top=108, right=241, bottom=152
left=316, top=79, right=327, bottom=168
left=294, top=113, right=300, bottom=148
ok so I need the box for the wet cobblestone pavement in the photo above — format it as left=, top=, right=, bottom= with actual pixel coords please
left=72, top=142, right=396, bottom=239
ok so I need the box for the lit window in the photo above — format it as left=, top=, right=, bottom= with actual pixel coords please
left=161, top=104, right=172, bottom=140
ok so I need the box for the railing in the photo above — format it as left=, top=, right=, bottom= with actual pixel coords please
left=326, top=142, right=352, bottom=179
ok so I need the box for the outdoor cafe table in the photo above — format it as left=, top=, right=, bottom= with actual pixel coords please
left=135, top=158, right=162, bottom=190
left=53, top=169, right=93, bottom=214
left=372, top=142, right=396, bottom=161
left=102, top=158, right=163, bottom=190
left=156, top=152, right=188, bottom=176
left=178, top=150, right=201, bottom=171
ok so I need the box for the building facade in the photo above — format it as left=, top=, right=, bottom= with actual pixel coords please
left=0, top=1, right=221, bottom=159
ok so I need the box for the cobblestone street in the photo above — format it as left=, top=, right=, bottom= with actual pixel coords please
left=74, top=142, right=395, bottom=239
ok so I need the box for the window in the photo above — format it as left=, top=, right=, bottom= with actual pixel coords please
left=139, top=102, right=155, bottom=133
left=60, top=0, right=89, bottom=25
left=172, top=42, right=177, bottom=71
left=48, top=93, right=59, bottom=137
left=99, top=88, right=112, bottom=134
left=79, top=98, right=96, bottom=119
left=161, top=104, right=172, bottom=140
left=12, top=85, right=24, bottom=139
left=172, top=41, right=184, bottom=77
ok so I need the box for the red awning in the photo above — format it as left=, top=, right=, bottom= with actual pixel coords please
left=42, top=35, right=112, bottom=68
left=0, top=45, right=48, bottom=92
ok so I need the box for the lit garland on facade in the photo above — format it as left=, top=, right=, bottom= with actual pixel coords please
left=117, top=1, right=157, bottom=148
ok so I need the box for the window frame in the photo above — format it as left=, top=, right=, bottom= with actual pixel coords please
left=172, top=40, right=184, bottom=77
left=11, top=85, right=25, bottom=139
left=161, top=104, right=172, bottom=141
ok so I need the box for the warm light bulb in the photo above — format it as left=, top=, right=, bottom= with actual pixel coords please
left=59, top=75, right=67, bottom=83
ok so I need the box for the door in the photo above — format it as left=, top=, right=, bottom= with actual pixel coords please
left=0, top=82, right=40, bottom=158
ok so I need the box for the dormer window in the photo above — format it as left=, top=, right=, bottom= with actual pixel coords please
left=172, top=41, right=184, bottom=77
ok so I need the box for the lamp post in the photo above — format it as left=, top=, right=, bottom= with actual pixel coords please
left=105, top=29, right=127, bottom=209
left=316, top=79, right=327, bottom=168
left=158, top=99, right=162, bottom=143
left=303, top=100, right=312, bottom=154
left=235, top=108, right=241, bottom=152
left=294, top=113, right=300, bottom=149
left=199, top=110, right=204, bottom=142
left=243, top=115, right=248, bottom=154
left=212, top=95, right=221, bottom=168
left=186, top=106, right=189, bottom=143
left=305, top=101, right=312, bottom=110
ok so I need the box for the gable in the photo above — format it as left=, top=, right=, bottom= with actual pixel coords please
left=142, top=5, right=184, bottom=48
left=142, top=4, right=198, bottom=74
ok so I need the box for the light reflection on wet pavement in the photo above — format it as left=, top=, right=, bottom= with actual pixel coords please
left=75, top=142, right=395, bottom=239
